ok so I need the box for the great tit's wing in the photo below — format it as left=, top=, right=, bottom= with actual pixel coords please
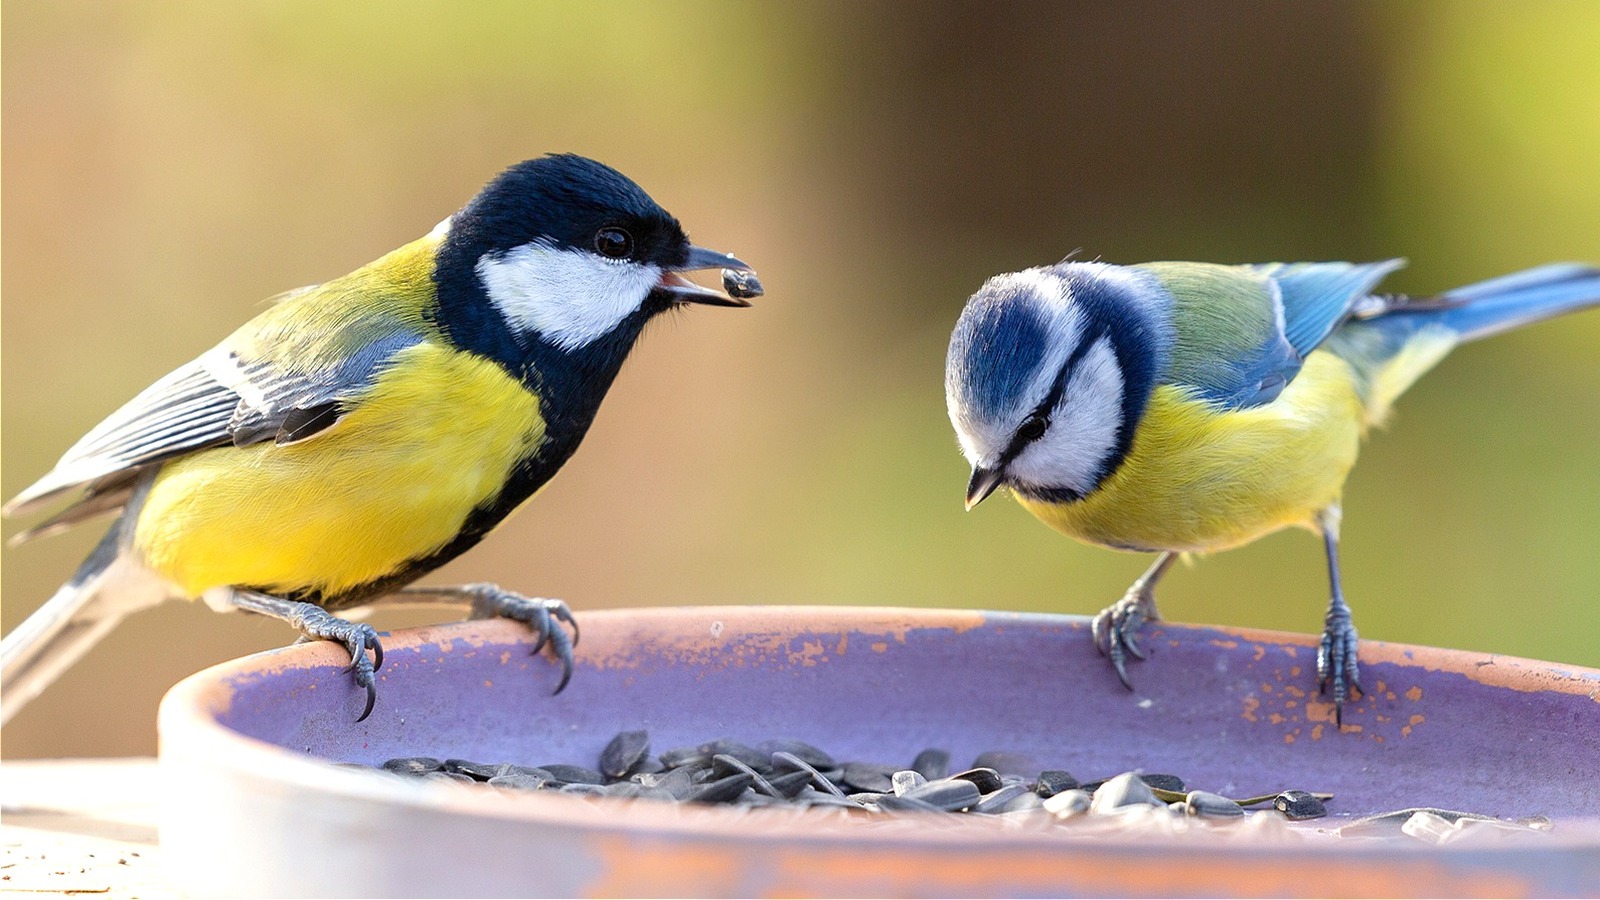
left=4, top=311, right=423, bottom=531
left=1136, top=260, right=1405, bottom=410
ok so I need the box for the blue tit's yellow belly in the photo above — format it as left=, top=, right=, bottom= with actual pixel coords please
left=133, top=343, right=546, bottom=598
left=1016, top=352, right=1364, bottom=553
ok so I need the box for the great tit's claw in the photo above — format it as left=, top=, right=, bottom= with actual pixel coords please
left=556, top=604, right=580, bottom=648
left=1316, top=608, right=1362, bottom=727
left=354, top=679, right=377, bottom=723
left=288, top=604, right=384, bottom=722
left=467, top=586, right=578, bottom=694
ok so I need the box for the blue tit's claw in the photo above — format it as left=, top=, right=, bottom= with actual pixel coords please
left=1122, top=627, right=1147, bottom=661
left=1091, top=589, right=1156, bottom=691
left=1316, top=610, right=1362, bottom=727
left=1107, top=634, right=1135, bottom=690
left=467, top=585, right=578, bottom=694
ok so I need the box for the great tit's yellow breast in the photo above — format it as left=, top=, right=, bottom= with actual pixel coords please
left=133, top=342, right=545, bottom=598
left=1017, top=352, right=1365, bottom=553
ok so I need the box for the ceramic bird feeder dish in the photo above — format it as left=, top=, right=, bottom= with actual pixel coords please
left=158, top=606, right=1600, bottom=897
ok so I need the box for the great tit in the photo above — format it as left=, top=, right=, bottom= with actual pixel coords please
left=2, top=153, right=757, bottom=723
left=945, top=259, right=1600, bottom=724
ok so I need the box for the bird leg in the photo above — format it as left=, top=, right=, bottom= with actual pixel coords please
left=394, top=584, right=578, bottom=693
left=1091, top=551, right=1177, bottom=689
left=1314, top=506, right=1363, bottom=726
left=226, top=590, right=383, bottom=722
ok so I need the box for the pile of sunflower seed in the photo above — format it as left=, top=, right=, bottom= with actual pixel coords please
left=358, top=731, right=1333, bottom=824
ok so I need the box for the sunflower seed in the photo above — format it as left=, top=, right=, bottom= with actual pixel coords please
left=381, top=757, right=444, bottom=776
left=599, top=730, right=651, bottom=779
left=1274, top=789, right=1328, bottom=820
left=1034, top=770, right=1079, bottom=798
left=910, top=748, right=950, bottom=780
left=1090, top=772, right=1163, bottom=813
left=722, top=269, right=764, bottom=299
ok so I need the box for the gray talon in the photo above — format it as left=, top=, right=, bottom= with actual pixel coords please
left=468, top=586, right=579, bottom=694
left=1317, top=604, right=1362, bottom=726
left=1088, top=552, right=1173, bottom=691
left=1093, top=595, right=1147, bottom=690
left=287, top=604, right=382, bottom=721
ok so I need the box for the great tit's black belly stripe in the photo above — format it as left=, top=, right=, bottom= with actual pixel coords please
left=293, top=314, right=658, bottom=611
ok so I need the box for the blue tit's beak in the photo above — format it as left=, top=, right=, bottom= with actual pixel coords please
left=658, top=245, right=756, bottom=308
left=965, top=466, right=1005, bottom=511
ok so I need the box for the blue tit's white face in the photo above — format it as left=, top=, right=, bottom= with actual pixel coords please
left=946, top=265, right=1143, bottom=502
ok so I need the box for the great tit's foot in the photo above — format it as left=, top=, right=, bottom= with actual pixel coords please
left=1091, top=588, right=1159, bottom=690
left=283, top=603, right=383, bottom=722
left=464, top=585, right=578, bottom=693
left=1316, top=605, right=1363, bottom=727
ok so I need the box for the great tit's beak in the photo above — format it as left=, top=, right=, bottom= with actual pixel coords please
left=658, top=244, right=756, bottom=307
left=965, top=466, right=1005, bottom=511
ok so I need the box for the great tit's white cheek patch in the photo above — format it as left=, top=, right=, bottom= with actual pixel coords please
left=476, top=242, right=661, bottom=350
left=1010, top=337, right=1125, bottom=495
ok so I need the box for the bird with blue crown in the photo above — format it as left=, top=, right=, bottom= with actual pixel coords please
left=946, top=257, right=1600, bottom=724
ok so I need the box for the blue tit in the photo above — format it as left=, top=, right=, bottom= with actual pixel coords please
left=2, top=154, right=759, bottom=723
left=945, top=258, right=1600, bottom=724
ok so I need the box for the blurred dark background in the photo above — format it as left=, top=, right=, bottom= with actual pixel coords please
left=5, top=1, right=1598, bottom=758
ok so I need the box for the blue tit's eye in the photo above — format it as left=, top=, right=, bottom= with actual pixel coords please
left=594, top=226, right=634, bottom=259
left=1018, top=413, right=1049, bottom=444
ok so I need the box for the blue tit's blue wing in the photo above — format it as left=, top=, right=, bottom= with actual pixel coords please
left=1137, top=262, right=1299, bottom=409
left=1252, top=260, right=1405, bottom=358
left=5, top=303, right=422, bottom=528
left=1140, top=260, right=1407, bottom=411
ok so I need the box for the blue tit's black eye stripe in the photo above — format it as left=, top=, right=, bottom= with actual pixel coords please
left=998, top=321, right=1109, bottom=468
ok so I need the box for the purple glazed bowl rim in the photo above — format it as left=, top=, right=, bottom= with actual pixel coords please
left=156, top=606, right=1600, bottom=898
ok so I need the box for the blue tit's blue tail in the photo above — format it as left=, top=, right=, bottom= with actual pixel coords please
left=1327, top=263, right=1600, bottom=425
left=1407, top=263, right=1600, bottom=343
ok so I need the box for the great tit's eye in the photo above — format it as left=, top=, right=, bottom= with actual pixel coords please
left=1017, top=413, right=1049, bottom=444
left=594, top=226, right=634, bottom=259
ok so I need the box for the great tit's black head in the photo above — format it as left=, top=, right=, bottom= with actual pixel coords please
left=436, top=153, right=751, bottom=353
left=454, top=154, right=688, bottom=269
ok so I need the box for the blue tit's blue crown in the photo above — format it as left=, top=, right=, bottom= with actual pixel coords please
left=946, top=262, right=1173, bottom=503
left=945, top=277, right=1056, bottom=426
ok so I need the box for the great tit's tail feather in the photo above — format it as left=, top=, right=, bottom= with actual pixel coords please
left=1427, top=263, right=1600, bottom=343
left=0, top=533, right=175, bottom=725
left=2, top=476, right=172, bottom=726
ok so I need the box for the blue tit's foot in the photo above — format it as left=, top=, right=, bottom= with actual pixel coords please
left=1316, top=602, right=1363, bottom=727
left=464, top=584, right=579, bottom=693
left=282, top=603, right=383, bottom=723
left=1091, top=586, right=1160, bottom=690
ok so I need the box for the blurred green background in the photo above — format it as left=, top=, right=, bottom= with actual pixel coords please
left=4, top=1, right=1598, bottom=759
